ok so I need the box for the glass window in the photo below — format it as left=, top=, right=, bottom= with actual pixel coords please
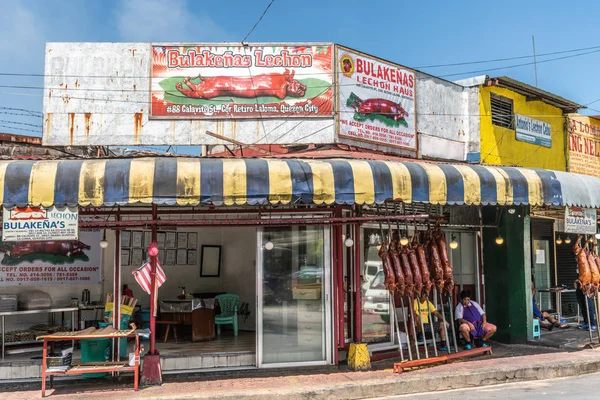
left=260, top=226, right=328, bottom=365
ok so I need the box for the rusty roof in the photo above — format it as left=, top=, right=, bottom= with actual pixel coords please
left=488, top=76, right=583, bottom=112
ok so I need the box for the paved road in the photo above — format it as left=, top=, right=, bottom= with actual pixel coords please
left=367, top=372, right=600, bottom=400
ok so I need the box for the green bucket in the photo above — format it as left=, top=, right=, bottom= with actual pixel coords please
left=80, top=338, right=109, bottom=378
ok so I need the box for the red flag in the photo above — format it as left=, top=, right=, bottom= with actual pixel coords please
left=133, top=259, right=166, bottom=295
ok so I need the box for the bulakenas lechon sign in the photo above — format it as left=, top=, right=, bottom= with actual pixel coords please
left=2, top=206, right=78, bottom=242
left=336, top=46, right=416, bottom=150
left=151, top=45, right=333, bottom=118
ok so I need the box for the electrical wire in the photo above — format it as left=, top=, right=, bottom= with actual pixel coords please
left=0, top=124, right=41, bottom=134
left=241, top=0, right=276, bottom=43
left=0, top=119, right=42, bottom=128
left=440, top=48, right=600, bottom=78
left=415, top=44, right=600, bottom=69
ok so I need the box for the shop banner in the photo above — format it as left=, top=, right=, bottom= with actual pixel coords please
left=2, top=206, right=78, bottom=242
left=337, top=47, right=416, bottom=150
left=0, top=230, right=102, bottom=286
left=564, top=206, right=596, bottom=235
left=567, top=114, right=600, bottom=178
left=515, top=114, right=552, bottom=148
left=151, top=45, right=333, bottom=118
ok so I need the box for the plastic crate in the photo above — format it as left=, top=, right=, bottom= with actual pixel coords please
left=47, top=348, right=73, bottom=367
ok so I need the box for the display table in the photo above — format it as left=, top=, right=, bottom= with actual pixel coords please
left=38, top=327, right=141, bottom=397
left=0, top=307, right=77, bottom=359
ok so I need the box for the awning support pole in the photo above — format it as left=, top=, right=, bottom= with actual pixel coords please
left=142, top=204, right=162, bottom=386
left=113, top=211, right=121, bottom=360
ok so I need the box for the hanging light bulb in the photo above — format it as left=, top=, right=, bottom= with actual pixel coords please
left=589, top=236, right=595, bottom=243
left=264, top=236, right=274, bottom=251
left=564, top=236, right=572, bottom=244
left=555, top=236, right=563, bottom=245
left=99, top=230, right=108, bottom=249
left=399, top=235, right=409, bottom=246
left=595, top=233, right=600, bottom=240
left=495, top=235, right=504, bottom=245
left=344, top=235, right=354, bottom=248
left=449, top=234, right=459, bottom=249
left=148, top=241, right=159, bottom=257
left=508, top=208, right=516, bottom=214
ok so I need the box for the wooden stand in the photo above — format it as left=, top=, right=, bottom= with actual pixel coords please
left=40, top=330, right=140, bottom=397
left=393, top=346, right=492, bottom=373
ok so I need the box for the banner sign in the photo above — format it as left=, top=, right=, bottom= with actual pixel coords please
left=0, top=231, right=102, bottom=286
left=2, top=206, right=78, bottom=242
left=150, top=45, right=333, bottom=118
left=567, top=114, right=600, bottom=178
left=515, top=114, right=552, bottom=148
left=564, top=206, right=596, bottom=235
left=337, top=47, right=416, bottom=150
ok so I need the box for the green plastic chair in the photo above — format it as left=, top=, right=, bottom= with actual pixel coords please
left=214, top=294, right=240, bottom=336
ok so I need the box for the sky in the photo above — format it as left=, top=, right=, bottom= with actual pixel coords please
left=1, top=0, right=600, bottom=147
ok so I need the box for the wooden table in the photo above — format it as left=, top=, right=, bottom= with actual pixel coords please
left=38, top=329, right=141, bottom=397
left=161, top=308, right=215, bottom=342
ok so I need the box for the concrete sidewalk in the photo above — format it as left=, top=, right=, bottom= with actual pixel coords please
left=4, top=347, right=600, bottom=399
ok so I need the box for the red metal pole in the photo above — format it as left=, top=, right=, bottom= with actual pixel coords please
left=353, top=223, right=362, bottom=343
left=113, top=212, right=121, bottom=360
left=149, top=204, right=158, bottom=354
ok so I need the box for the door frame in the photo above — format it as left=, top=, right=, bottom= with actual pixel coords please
left=256, top=226, right=333, bottom=368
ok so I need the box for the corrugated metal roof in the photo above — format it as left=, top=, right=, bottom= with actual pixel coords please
left=490, top=76, right=583, bottom=111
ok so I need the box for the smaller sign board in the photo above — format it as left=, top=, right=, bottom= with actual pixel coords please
left=515, top=114, right=552, bottom=148
left=2, top=206, right=79, bottom=242
left=564, top=206, right=596, bottom=235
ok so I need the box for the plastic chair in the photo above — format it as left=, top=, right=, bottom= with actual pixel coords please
left=214, top=294, right=240, bottom=336
left=533, top=319, right=541, bottom=339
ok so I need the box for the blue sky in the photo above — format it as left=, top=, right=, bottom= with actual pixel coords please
left=1, top=0, right=599, bottom=145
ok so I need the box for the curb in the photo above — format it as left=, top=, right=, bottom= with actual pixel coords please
left=137, top=354, right=600, bottom=400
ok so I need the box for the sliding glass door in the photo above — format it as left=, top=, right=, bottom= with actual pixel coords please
left=257, top=226, right=331, bottom=367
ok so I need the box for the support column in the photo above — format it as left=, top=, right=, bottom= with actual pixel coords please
left=113, top=213, right=121, bottom=360
left=482, top=206, right=533, bottom=343
left=141, top=204, right=162, bottom=385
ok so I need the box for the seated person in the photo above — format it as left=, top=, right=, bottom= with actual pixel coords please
left=455, top=290, right=496, bottom=349
left=122, top=284, right=134, bottom=298
left=413, top=294, right=451, bottom=351
left=532, top=283, right=567, bottom=330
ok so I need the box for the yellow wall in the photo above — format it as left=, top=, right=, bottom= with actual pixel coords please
left=479, top=86, right=566, bottom=170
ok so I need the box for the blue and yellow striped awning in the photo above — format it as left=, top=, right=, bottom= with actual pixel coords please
left=0, top=157, right=598, bottom=208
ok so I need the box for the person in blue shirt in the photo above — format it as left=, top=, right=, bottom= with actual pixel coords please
left=532, top=283, right=567, bottom=330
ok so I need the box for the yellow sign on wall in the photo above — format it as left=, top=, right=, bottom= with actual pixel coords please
left=567, top=114, right=600, bottom=178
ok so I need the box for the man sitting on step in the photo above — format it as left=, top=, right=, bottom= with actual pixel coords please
left=455, top=290, right=496, bottom=350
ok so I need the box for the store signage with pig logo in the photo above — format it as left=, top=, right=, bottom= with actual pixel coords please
left=564, top=206, right=597, bottom=235
left=2, top=206, right=79, bottom=242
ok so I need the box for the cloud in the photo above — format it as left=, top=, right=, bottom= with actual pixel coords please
left=116, top=0, right=230, bottom=42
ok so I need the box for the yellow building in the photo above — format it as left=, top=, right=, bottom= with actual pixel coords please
left=478, top=76, right=582, bottom=170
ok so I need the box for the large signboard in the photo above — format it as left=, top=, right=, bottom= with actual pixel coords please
left=515, top=114, right=551, bottom=148
left=2, top=206, right=78, bottom=242
left=568, top=114, right=600, bottom=178
left=0, top=231, right=102, bottom=286
left=337, top=47, right=416, bottom=150
left=151, top=45, right=333, bottom=118
left=564, top=206, right=596, bottom=235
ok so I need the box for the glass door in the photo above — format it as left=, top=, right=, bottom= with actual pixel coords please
left=360, top=226, right=394, bottom=347
left=533, top=240, right=552, bottom=310
left=257, top=226, right=331, bottom=367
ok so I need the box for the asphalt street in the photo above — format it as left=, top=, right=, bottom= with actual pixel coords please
left=366, top=372, right=600, bottom=400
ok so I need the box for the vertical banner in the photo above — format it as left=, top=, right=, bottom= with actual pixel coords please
left=337, top=46, right=416, bottom=150
left=151, top=45, right=333, bottom=118
left=567, top=114, right=600, bottom=178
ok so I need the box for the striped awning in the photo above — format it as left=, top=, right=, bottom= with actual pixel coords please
left=0, top=157, right=599, bottom=208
